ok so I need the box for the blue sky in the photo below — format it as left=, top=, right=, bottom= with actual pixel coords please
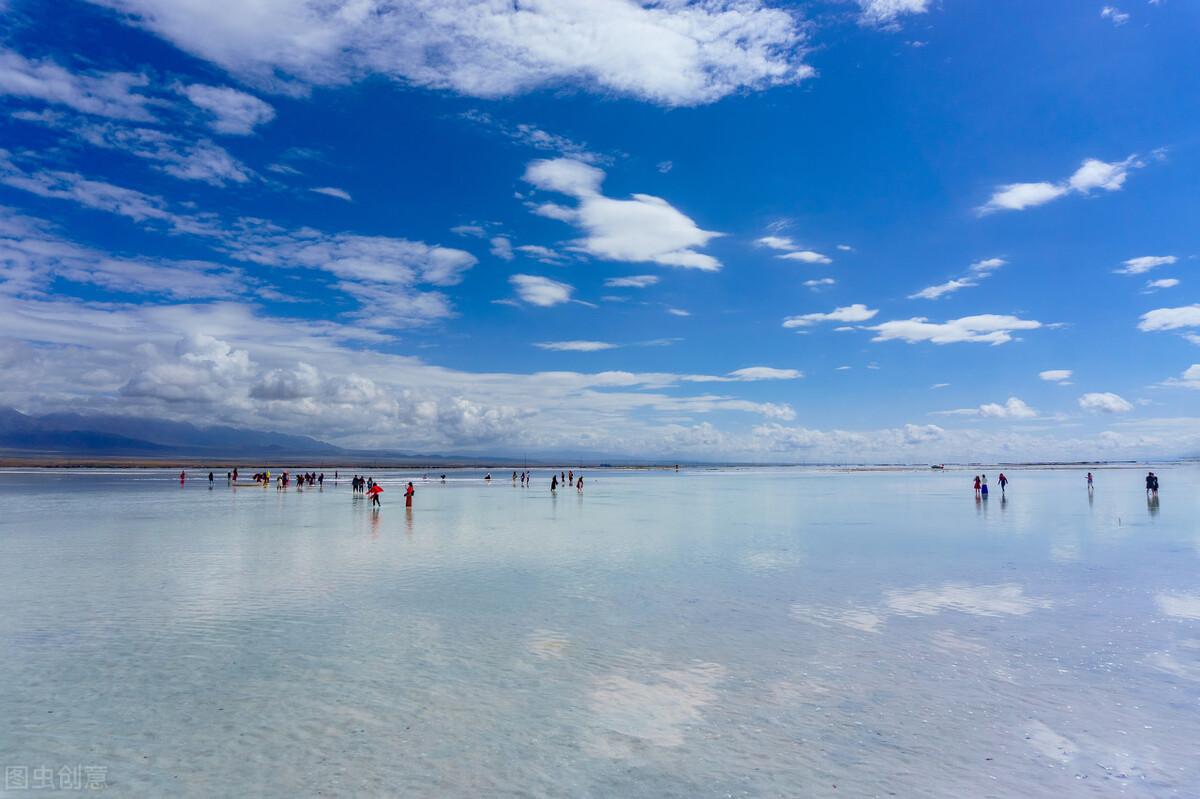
left=0, top=0, right=1197, bottom=461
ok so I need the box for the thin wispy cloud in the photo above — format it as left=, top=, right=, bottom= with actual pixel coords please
left=909, top=257, right=1006, bottom=299
left=310, top=186, right=352, bottom=201
left=1039, top=370, right=1072, bottom=383
left=1116, top=255, right=1176, bottom=274
left=604, top=275, right=659, bottom=288
left=0, top=46, right=156, bottom=121
left=534, top=340, right=615, bottom=352
left=1101, top=6, right=1130, bottom=26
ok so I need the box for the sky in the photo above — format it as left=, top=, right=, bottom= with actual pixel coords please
left=0, top=0, right=1197, bottom=463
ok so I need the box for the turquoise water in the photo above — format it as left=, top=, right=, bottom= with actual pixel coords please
left=1, top=466, right=1198, bottom=796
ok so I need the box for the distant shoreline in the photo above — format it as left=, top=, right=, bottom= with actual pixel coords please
left=0, top=457, right=1190, bottom=471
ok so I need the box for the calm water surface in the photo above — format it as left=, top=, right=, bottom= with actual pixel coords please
left=1, top=466, right=1198, bottom=797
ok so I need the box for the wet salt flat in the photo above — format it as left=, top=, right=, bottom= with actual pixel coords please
left=1, top=465, right=1199, bottom=797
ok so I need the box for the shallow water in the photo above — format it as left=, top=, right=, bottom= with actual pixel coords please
left=1, top=465, right=1198, bottom=796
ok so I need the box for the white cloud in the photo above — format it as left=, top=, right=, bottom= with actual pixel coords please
left=310, top=186, right=352, bottom=201
left=451, top=224, right=486, bottom=238
left=969, top=258, right=1006, bottom=274
left=181, top=84, right=275, bottom=134
left=779, top=250, right=832, bottom=264
left=859, top=0, right=932, bottom=26
left=783, top=303, right=877, bottom=328
left=978, top=397, right=1038, bottom=419
left=804, top=278, right=835, bottom=290
left=0, top=46, right=155, bottom=121
left=980, top=181, right=1069, bottom=212
left=725, top=367, right=803, bottom=381
left=910, top=258, right=1006, bottom=299
left=1116, top=255, right=1176, bottom=274
left=1079, top=392, right=1133, bottom=413
left=908, top=279, right=974, bottom=300
left=1162, top=365, right=1200, bottom=389
left=524, top=158, right=722, bottom=270
left=604, top=275, right=659, bottom=288
left=534, top=340, right=615, bottom=352
left=1145, top=278, right=1179, bottom=291
left=513, top=244, right=567, bottom=264
left=1068, top=157, right=1133, bottom=192
left=1039, top=370, right=1072, bottom=382
left=92, top=0, right=813, bottom=107
left=460, top=110, right=601, bottom=162
left=489, top=236, right=514, bottom=261
left=979, top=156, right=1140, bottom=214
left=667, top=307, right=691, bottom=317
left=14, top=114, right=254, bottom=187
left=1101, top=6, right=1130, bottom=25
left=756, top=235, right=830, bottom=264
left=870, top=314, right=1041, bottom=345
left=1139, top=305, right=1200, bottom=332
left=510, top=274, right=573, bottom=306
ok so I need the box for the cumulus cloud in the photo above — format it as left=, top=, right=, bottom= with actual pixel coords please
left=782, top=304, right=877, bottom=328
left=1116, top=255, right=1176, bottom=275
left=0, top=46, right=156, bottom=121
left=525, top=158, right=721, bottom=270
left=1039, top=369, right=1072, bottom=383
left=1078, top=392, right=1133, bottom=413
left=181, top=84, right=275, bottom=134
left=870, top=314, right=1041, bottom=345
left=510, top=274, right=573, bottom=306
left=534, top=340, right=615, bottom=351
left=1138, top=305, right=1200, bottom=332
left=978, top=397, right=1038, bottom=419
left=979, top=156, right=1141, bottom=214
left=91, top=0, right=813, bottom=107
left=604, top=275, right=659, bottom=288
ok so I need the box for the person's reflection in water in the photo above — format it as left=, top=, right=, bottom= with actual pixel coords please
left=370, top=508, right=381, bottom=540
left=1000, top=493, right=1007, bottom=513
left=405, top=506, right=414, bottom=534
left=1148, top=494, right=1160, bottom=517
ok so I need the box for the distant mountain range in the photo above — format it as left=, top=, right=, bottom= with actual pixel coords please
left=0, top=408, right=347, bottom=462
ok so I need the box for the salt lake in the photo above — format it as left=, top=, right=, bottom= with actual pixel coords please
left=1, top=465, right=1198, bottom=796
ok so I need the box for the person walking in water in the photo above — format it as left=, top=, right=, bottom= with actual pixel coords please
left=998, top=473, right=1008, bottom=493
left=980, top=474, right=988, bottom=498
left=1146, top=471, right=1155, bottom=496
left=1087, top=472, right=1094, bottom=492
left=973, top=475, right=981, bottom=497
left=405, top=482, right=414, bottom=507
left=551, top=474, right=558, bottom=491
